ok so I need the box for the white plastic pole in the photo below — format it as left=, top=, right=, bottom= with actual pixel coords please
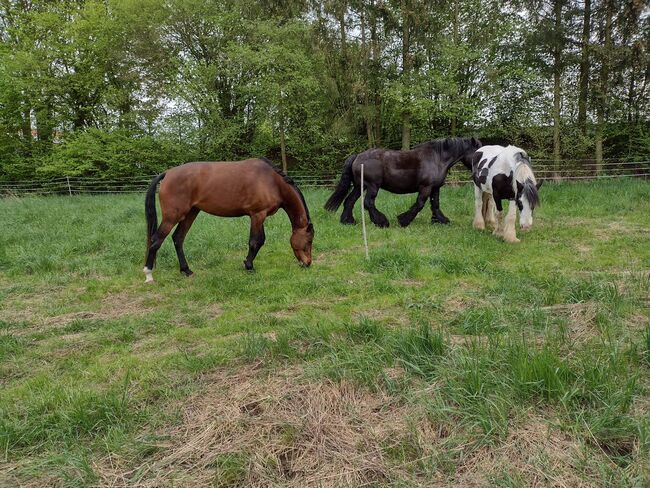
left=360, top=163, right=369, bottom=260
left=66, top=176, right=72, bottom=196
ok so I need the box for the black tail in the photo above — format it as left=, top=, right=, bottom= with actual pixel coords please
left=324, top=154, right=356, bottom=212
left=145, top=173, right=166, bottom=250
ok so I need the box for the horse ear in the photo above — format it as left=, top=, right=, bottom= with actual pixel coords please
left=536, top=180, right=544, bottom=190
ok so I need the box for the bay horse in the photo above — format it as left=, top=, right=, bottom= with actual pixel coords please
left=143, top=158, right=314, bottom=283
left=471, top=145, right=542, bottom=243
left=324, top=137, right=482, bottom=227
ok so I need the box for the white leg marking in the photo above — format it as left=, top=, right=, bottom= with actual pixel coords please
left=484, top=196, right=497, bottom=230
left=503, top=202, right=519, bottom=243
left=472, top=186, right=485, bottom=230
left=143, top=266, right=154, bottom=283
left=493, top=210, right=504, bottom=237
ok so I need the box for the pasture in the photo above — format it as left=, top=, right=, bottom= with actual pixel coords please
left=1, top=179, right=649, bottom=487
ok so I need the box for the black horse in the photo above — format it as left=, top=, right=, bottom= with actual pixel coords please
left=324, top=137, right=482, bottom=227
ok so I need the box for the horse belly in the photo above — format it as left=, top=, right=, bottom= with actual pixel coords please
left=381, top=170, right=421, bottom=194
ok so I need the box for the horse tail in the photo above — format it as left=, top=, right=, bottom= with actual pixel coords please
left=145, top=172, right=166, bottom=251
left=324, top=154, right=356, bottom=212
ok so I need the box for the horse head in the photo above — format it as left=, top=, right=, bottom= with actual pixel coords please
left=291, top=222, right=314, bottom=267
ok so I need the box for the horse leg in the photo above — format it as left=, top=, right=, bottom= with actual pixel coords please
left=363, top=184, right=390, bottom=228
left=144, top=219, right=176, bottom=283
left=483, top=194, right=497, bottom=229
left=502, top=200, right=520, bottom=243
left=398, top=186, right=432, bottom=227
left=429, top=186, right=450, bottom=224
left=492, top=198, right=504, bottom=237
left=244, top=213, right=266, bottom=271
left=472, top=185, right=485, bottom=230
left=340, top=185, right=361, bottom=225
left=173, top=207, right=200, bottom=276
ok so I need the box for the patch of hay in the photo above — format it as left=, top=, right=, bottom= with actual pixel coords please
left=5, top=288, right=158, bottom=336
left=98, top=366, right=425, bottom=487
left=542, top=302, right=600, bottom=345
left=451, top=416, right=585, bottom=487
left=92, top=366, right=602, bottom=488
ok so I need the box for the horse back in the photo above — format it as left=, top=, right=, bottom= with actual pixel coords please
left=159, top=160, right=283, bottom=218
left=354, top=147, right=434, bottom=194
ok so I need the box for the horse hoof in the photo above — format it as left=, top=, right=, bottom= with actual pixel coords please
left=433, top=216, right=450, bottom=224
left=397, top=214, right=411, bottom=227
left=181, top=269, right=194, bottom=277
left=374, top=217, right=390, bottom=228
left=243, top=261, right=255, bottom=271
left=341, top=219, right=356, bottom=225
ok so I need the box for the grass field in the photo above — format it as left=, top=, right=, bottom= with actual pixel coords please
left=1, top=179, right=649, bottom=487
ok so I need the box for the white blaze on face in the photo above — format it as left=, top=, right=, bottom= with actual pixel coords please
left=519, top=198, right=533, bottom=230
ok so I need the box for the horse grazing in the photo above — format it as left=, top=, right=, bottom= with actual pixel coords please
left=143, top=158, right=314, bottom=283
left=471, top=145, right=543, bottom=243
left=324, top=137, right=482, bottom=227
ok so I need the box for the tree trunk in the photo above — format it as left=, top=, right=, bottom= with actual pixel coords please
left=401, top=0, right=411, bottom=150
left=577, top=0, right=591, bottom=133
left=338, top=3, right=347, bottom=62
left=21, top=107, right=31, bottom=140
left=370, top=0, right=382, bottom=146
left=280, top=123, right=288, bottom=174
left=552, top=0, right=562, bottom=178
left=360, top=7, right=374, bottom=148
left=595, top=0, right=613, bottom=174
left=450, top=0, right=459, bottom=136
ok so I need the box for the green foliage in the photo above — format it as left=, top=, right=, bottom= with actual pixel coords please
left=37, top=129, right=191, bottom=177
left=1, top=0, right=649, bottom=181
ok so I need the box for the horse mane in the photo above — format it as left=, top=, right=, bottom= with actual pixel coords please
left=259, top=157, right=311, bottom=223
left=414, top=136, right=481, bottom=154
left=513, top=153, right=540, bottom=209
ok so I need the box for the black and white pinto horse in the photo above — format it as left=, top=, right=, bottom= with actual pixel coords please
left=325, top=137, right=482, bottom=227
left=471, top=145, right=542, bottom=243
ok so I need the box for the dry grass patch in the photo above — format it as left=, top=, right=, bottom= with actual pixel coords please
left=99, top=365, right=432, bottom=487
left=5, top=288, right=158, bottom=337
left=543, top=302, right=601, bottom=345
left=450, top=416, right=585, bottom=487
left=592, top=221, right=650, bottom=241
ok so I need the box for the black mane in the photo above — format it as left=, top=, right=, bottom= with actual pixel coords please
left=415, top=136, right=481, bottom=154
left=259, top=157, right=311, bottom=223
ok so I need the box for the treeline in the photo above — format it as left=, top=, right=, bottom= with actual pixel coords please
left=0, top=0, right=648, bottom=180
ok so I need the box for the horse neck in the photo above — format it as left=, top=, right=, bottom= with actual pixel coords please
left=280, top=182, right=309, bottom=230
left=435, top=147, right=467, bottom=173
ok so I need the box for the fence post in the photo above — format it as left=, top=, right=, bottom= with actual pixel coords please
left=360, top=164, right=369, bottom=260
left=66, top=176, right=72, bottom=196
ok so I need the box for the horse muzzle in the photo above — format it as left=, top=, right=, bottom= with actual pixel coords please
left=520, top=224, right=532, bottom=232
left=300, top=260, right=312, bottom=268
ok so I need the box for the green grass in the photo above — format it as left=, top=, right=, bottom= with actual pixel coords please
left=1, top=179, right=649, bottom=486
